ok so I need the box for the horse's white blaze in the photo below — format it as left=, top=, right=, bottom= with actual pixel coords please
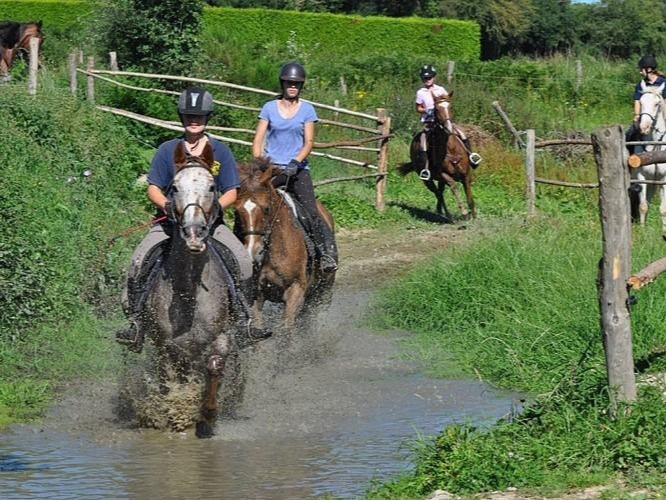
left=172, top=166, right=216, bottom=251
left=242, top=198, right=261, bottom=258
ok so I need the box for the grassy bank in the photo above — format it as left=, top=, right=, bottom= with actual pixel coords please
left=367, top=211, right=666, bottom=496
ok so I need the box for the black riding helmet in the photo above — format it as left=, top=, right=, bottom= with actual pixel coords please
left=279, top=62, right=306, bottom=83
left=419, top=64, right=437, bottom=79
left=638, top=55, right=658, bottom=70
left=177, top=86, right=214, bottom=117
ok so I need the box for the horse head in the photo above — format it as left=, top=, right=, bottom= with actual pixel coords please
left=433, top=90, right=454, bottom=134
left=235, top=157, right=276, bottom=264
left=171, top=142, right=218, bottom=253
left=639, top=85, right=666, bottom=136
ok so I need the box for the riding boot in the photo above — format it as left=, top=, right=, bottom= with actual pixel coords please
left=312, top=216, right=338, bottom=273
left=463, top=138, right=482, bottom=168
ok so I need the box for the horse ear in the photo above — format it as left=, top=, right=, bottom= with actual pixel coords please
left=201, top=142, right=214, bottom=168
left=448, top=90, right=454, bottom=99
left=174, top=141, right=187, bottom=166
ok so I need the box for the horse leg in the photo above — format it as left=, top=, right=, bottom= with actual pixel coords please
left=462, top=175, right=477, bottom=219
left=424, top=179, right=451, bottom=219
left=196, top=333, right=230, bottom=438
left=441, top=172, right=468, bottom=219
left=283, top=284, right=306, bottom=330
left=659, top=183, right=666, bottom=240
left=639, top=180, right=650, bottom=227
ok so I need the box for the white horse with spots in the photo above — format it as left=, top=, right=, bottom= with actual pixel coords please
left=634, top=84, right=666, bottom=236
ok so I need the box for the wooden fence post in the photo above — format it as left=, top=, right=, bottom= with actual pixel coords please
left=575, top=60, right=582, bottom=92
left=27, top=37, right=39, bottom=96
left=375, top=108, right=390, bottom=211
left=339, top=75, right=347, bottom=96
left=593, top=125, right=636, bottom=417
left=86, top=56, right=95, bottom=103
left=446, top=60, right=455, bottom=86
left=525, top=129, right=536, bottom=217
left=68, top=51, right=78, bottom=95
left=109, top=51, right=118, bottom=71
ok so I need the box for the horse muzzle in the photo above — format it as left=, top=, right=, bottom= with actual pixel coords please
left=181, top=224, right=209, bottom=253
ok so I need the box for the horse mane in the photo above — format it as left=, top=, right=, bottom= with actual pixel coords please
left=0, top=21, right=21, bottom=48
left=238, top=156, right=273, bottom=192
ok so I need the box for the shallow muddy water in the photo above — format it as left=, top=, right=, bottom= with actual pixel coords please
left=1, top=229, right=523, bottom=499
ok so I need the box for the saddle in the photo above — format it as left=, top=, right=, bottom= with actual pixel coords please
left=275, top=188, right=317, bottom=262
left=126, top=227, right=245, bottom=323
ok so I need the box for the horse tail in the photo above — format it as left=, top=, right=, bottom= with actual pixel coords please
left=396, top=161, right=414, bottom=177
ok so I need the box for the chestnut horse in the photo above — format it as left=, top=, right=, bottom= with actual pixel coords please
left=136, top=142, right=244, bottom=438
left=234, top=157, right=336, bottom=331
left=398, top=92, right=476, bottom=220
left=0, top=21, right=43, bottom=80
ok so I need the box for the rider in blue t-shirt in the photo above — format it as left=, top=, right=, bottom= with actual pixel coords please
left=252, top=62, right=337, bottom=273
left=116, top=87, right=267, bottom=351
left=627, top=55, right=666, bottom=154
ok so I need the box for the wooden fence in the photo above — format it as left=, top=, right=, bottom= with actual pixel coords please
left=521, top=125, right=666, bottom=416
left=69, top=53, right=392, bottom=211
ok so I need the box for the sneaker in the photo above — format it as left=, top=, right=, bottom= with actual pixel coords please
left=469, top=152, right=482, bottom=168
left=320, top=254, right=338, bottom=273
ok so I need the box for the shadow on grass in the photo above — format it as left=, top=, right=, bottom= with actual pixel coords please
left=389, top=201, right=454, bottom=224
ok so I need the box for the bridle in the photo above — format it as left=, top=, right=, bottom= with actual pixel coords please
left=171, top=161, right=219, bottom=239
left=639, top=90, right=666, bottom=142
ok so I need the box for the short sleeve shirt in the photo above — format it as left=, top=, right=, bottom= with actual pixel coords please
left=633, top=76, right=666, bottom=101
left=258, top=100, right=318, bottom=167
left=416, top=84, right=448, bottom=110
left=147, top=135, right=239, bottom=193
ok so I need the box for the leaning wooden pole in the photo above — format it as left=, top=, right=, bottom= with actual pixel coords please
left=525, top=129, right=536, bottom=217
left=592, top=125, right=636, bottom=416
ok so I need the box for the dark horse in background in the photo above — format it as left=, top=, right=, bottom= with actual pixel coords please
left=0, top=20, right=43, bottom=80
left=398, top=92, right=477, bottom=220
left=234, top=157, right=337, bottom=331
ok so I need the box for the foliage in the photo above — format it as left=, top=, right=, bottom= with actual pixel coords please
left=93, top=0, right=205, bottom=75
left=203, top=7, right=480, bottom=63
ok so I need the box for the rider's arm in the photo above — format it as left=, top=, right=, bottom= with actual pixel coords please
left=147, top=184, right=168, bottom=212
left=294, top=121, right=315, bottom=163
left=634, top=100, right=641, bottom=121
left=252, top=118, right=269, bottom=158
left=218, top=188, right=238, bottom=211
left=416, top=102, right=427, bottom=114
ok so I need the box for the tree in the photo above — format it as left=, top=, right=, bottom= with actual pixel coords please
left=96, top=0, right=204, bottom=75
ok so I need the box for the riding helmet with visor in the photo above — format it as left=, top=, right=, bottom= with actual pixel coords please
left=419, top=64, right=437, bottom=80
left=279, top=62, right=306, bottom=84
left=638, top=55, right=658, bottom=70
left=177, top=86, right=214, bottom=119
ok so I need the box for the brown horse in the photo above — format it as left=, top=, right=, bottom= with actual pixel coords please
left=234, top=157, right=336, bottom=331
left=398, top=92, right=476, bottom=220
left=0, top=20, right=43, bottom=80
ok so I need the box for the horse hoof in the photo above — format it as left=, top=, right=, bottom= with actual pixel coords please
left=195, top=420, right=215, bottom=439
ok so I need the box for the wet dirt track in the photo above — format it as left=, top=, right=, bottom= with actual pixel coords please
left=0, top=225, right=522, bottom=499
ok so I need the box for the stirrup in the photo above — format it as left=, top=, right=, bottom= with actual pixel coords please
left=320, top=254, right=338, bottom=273
left=419, top=168, right=431, bottom=181
left=115, top=320, right=144, bottom=353
left=469, top=153, right=482, bottom=168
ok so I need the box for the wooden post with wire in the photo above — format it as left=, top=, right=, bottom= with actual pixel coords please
left=86, top=56, right=95, bottom=103
left=593, top=125, right=636, bottom=417
left=27, top=37, right=39, bottom=95
left=375, top=108, right=390, bottom=211
left=68, top=51, right=78, bottom=95
left=525, top=129, right=536, bottom=217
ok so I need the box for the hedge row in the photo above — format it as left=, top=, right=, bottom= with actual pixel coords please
left=0, top=0, right=91, bottom=31
left=203, top=7, right=480, bottom=61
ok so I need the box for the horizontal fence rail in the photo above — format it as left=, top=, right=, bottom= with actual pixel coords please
left=71, top=55, right=393, bottom=210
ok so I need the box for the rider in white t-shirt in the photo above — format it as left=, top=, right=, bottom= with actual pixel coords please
left=415, top=64, right=482, bottom=176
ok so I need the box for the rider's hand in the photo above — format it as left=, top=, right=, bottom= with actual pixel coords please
left=164, top=200, right=177, bottom=222
left=284, top=159, right=301, bottom=176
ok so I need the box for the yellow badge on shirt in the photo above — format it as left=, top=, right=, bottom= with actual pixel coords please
left=211, top=160, right=220, bottom=176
